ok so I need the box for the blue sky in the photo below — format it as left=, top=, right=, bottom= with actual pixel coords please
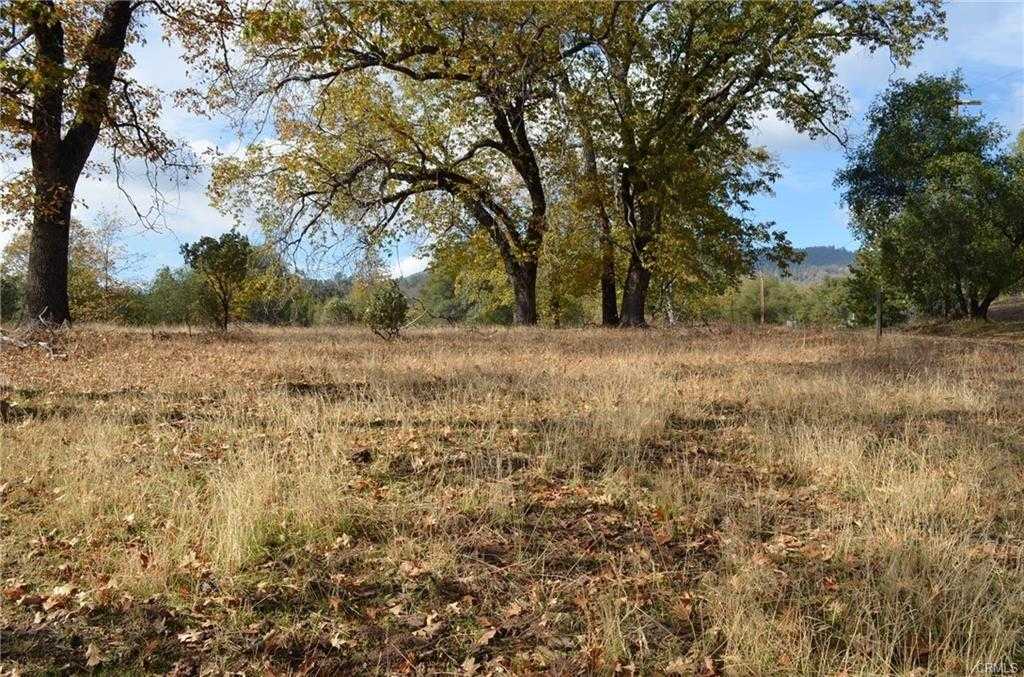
left=3, top=1, right=1022, bottom=282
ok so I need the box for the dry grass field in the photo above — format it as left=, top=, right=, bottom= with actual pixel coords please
left=1, top=325, right=1022, bottom=674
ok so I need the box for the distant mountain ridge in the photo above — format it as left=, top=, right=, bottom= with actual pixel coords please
left=389, top=247, right=857, bottom=294
left=758, top=245, right=855, bottom=283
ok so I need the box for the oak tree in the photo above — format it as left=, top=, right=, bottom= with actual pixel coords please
left=207, top=3, right=615, bottom=325
left=838, top=75, right=1024, bottom=319
left=1, top=0, right=196, bottom=325
left=573, top=0, right=944, bottom=325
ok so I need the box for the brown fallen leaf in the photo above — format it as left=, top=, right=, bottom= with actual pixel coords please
left=654, top=522, right=674, bottom=546
left=16, top=594, right=44, bottom=608
left=475, top=627, right=497, bottom=647
left=697, top=656, right=721, bottom=677
left=85, top=642, right=103, bottom=667
left=399, top=560, right=429, bottom=578
left=177, top=629, right=203, bottom=644
left=664, top=657, right=689, bottom=674
left=413, top=613, right=445, bottom=639
left=2, top=583, right=26, bottom=601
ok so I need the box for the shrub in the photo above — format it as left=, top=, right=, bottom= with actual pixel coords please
left=363, top=282, right=408, bottom=339
left=318, top=296, right=355, bottom=325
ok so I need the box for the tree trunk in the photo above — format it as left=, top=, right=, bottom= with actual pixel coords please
left=617, top=167, right=655, bottom=328
left=664, top=281, right=676, bottom=326
left=557, top=70, right=617, bottom=326
left=510, top=261, right=538, bottom=326
left=972, top=289, right=999, bottom=320
left=220, top=295, right=230, bottom=332
left=23, top=193, right=74, bottom=324
left=619, top=251, right=650, bottom=327
left=600, top=227, right=618, bottom=326
left=21, top=0, right=133, bottom=326
left=954, top=278, right=969, bottom=317
left=584, top=129, right=618, bottom=326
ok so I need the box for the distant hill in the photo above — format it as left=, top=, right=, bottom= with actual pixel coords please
left=389, top=246, right=855, bottom=294
left=397, top=269, right=429, bottom=299
left=759, top=245, right=855, bottom=283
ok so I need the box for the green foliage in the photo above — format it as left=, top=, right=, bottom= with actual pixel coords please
left=837, top=73, right=1024, bottom=319
left=335, top=248, right=390, bottom=321
left=317, top=296, right=355, bottom=326
left=180, top=231, right=253, bottom=331
left=418, top=268, right=473, bottom=325
left=672, top=271, right=901, bottom=329
left=143, top=267, right=205, bottom=325
left=716, top=277, right=807, bottom=325
left=1, top=273, right=23, bottom=324
left=841, top=249, right=910, bottom=327
left=798, top=278, right=853, bottom=327
left=363, top=282, right=408, bottom=340
left=237, top=247, right=316, bottom=326
left=428, top=233, right=516, bottom=325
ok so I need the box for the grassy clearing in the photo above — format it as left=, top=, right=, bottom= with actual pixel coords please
left=1, top=325, right=1022, bottom=674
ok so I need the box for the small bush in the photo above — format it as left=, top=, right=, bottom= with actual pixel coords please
left=363, top=282, right=408, bottom=339
left=318, top=296, right=355, bottom=326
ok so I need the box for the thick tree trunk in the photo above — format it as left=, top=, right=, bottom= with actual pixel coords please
left=21, top=0, right=133, bottom=326
left=23, top=193, right=74, bottom=324
left=510, top=261, right=538, bottom=326
left=617, top=167, right=655, bottom=328
left=619, top=251, right=651, bottom=327
left=461, top=198, right=540, bottom=326
left=600, top=227, right=619, bottom=326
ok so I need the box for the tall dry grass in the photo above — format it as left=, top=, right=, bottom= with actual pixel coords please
left=1, top=325, right=1021, bottom=673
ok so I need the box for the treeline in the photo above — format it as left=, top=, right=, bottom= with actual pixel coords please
left=1, top=220, right=883, bottom=330
left=1, top=224, right=382, bottom=328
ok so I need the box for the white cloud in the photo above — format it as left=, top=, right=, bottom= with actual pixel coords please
left=390, top=254, right=431, bottom=279
left=750, top=110, right=810, bottom=152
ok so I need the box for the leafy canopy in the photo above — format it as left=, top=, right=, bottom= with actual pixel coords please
left=837, top=73, right=1024, bottom=317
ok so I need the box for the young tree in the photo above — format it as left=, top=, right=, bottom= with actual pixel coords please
left=364, top=281, right=408, bottom=341
left=90, top=210, right=138, bottom=292
left=1, top=1, right=194, bottom=325
left=180, top=231, right=253, bottom=331
left=573, top=1, right=944, bottom=325
left=837, top=74, right=1024, bottom=319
